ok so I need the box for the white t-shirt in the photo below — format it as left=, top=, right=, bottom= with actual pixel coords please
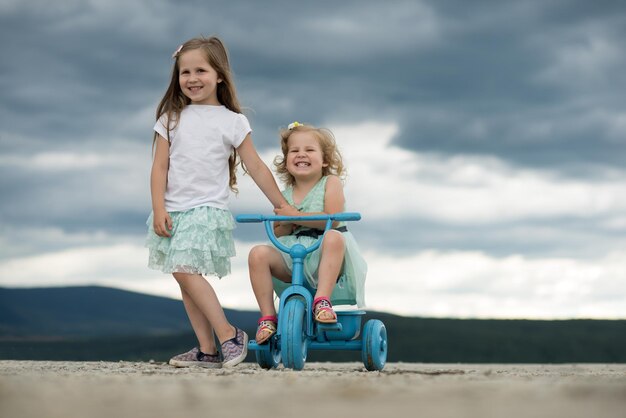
left=154, top=105, right=251, bottom=212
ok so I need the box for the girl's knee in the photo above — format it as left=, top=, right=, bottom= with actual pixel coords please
left=248, top=245, right=273, bottom=266
left=172, top=272, right=191, bottom=284
left=323, top=230, right=345, bottom=250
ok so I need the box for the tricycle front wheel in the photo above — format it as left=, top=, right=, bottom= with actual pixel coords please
left=282, top=297, right=308, bottom=370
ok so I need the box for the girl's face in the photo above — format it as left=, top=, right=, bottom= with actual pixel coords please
left=178, top=49, right=222, bottom=105
left=286, top=131, right=328, bottom=181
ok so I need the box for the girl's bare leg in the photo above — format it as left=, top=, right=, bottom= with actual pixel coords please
left=315, top=231, right=345, bottom=320
left=178, top=284, right=217, bottom=354
left=173, top=273, right=235, bottom=344
left=248, top=245, right=291, bottom=317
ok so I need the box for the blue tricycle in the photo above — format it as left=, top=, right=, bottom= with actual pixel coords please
left=236, top=212, right=387, bottom=371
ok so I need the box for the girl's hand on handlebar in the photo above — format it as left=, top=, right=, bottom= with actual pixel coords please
left=274, top=204, right=300, bottom=217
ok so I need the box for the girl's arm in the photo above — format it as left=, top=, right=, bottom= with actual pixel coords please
left=150, top=135, right=173, bottom=237
left=274, top=175, right=345, bottom=230
left=237, top=135, right=289, bottom=209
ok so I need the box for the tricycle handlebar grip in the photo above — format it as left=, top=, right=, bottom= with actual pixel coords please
left=332, top=212, right=361, bottom=222
left=235, top=214, right=264, bottom=223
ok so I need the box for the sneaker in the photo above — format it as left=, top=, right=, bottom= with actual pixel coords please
left=220, top=327, right=248, bottom=368
left=169, top=347, right=222, bottom=368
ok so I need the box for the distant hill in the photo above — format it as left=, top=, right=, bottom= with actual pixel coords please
left=1, top=286, right=625, bottom=363
left=0, top=286, right=257, bottom=338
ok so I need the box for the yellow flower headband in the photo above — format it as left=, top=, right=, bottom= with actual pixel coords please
left=287, top=121, right=302, bottom=130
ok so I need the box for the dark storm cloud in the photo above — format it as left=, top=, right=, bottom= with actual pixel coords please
left=387, top=2, right=626, bottom=169
left=352, top=216, right=626, bottom=260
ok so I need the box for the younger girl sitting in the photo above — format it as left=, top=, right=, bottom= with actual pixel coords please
left=248, top=122, right=367, bottom=344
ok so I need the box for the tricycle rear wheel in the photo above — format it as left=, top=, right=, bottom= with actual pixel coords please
left=361, top=319, right=387, bottom=371
left=255, top=336, right=281, bottom=369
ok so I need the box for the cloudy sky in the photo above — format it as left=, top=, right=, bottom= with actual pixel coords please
left=1, top=0, right=625, bottom=319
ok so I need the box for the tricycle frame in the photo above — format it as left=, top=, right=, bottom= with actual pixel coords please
left=237, top=212, right=387, bottom=371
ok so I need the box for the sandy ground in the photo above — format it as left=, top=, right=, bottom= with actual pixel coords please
left=1, top=361, right=625, bottom=418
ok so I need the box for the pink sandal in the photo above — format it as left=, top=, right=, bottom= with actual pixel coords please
left=313, top=297, right=337, bottom=324
left=255, top=315, right=277, bottom=344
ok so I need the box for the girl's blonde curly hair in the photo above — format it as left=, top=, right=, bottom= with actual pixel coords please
left=273, top=124, right=346, bottom=187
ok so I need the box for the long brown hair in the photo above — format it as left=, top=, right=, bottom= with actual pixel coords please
left=154, top=36, right=243, bottom=192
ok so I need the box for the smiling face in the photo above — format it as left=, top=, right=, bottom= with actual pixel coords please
left=285, top=131, right=328, bottom=182
left=177, top=49, right=222, bottom=105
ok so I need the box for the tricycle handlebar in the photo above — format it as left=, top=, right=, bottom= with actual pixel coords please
left=236, top=212, right=361, bottom=257
left=235, top=212, right=361, bottom=223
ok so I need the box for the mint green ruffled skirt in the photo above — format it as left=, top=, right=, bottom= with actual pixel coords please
left=145, top=206, right=235, bottom=278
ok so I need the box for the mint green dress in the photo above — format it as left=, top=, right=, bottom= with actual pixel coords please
left=272, top=176, right=367, bottom=307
